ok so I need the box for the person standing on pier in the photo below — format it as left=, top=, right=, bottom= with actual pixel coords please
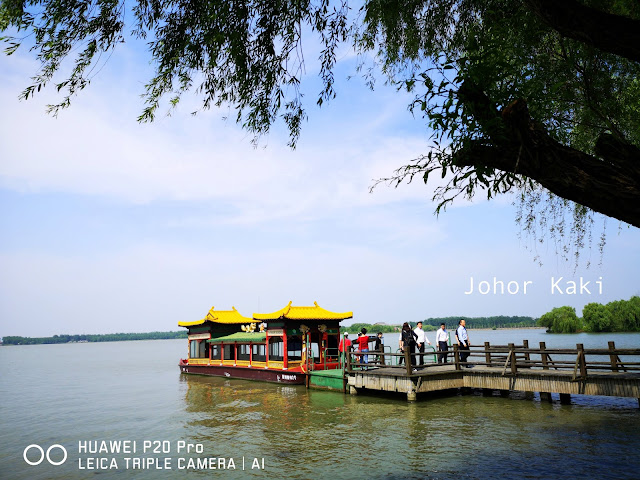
left=338, top=333, right=352, bottom=368
left=401, top=322, right=418, bottom=371
left=413, top=322, right=431, bottom=366
left=436, top=323, right=449, bottom=364
left=373, top=332, right=384, bottom=365
left=356, top=328, right=370, bottom=370
left=456, top=319, right=472, bottom=367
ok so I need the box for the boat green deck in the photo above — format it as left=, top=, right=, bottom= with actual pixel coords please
left=308, top=369, right=346, bottom=391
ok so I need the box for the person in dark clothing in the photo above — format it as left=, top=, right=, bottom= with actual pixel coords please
left=373, top=332, right=384, bottom=365
left=400, top=322, right=418, bottom=371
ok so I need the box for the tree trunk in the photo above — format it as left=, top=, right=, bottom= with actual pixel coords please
left=453, top=93, right=640, bottom=228
left=524, top=0, right=640, bottom=63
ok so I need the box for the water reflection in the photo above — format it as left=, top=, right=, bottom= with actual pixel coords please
left=178, top=370, right=640, bottom=480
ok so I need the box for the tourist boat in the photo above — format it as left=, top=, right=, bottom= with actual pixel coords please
left=178, top=301, right=353, bottom=384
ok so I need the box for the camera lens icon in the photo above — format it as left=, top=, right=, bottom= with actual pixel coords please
left=23, top=444, right=67, bottom=466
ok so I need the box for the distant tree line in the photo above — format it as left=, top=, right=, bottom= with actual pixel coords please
left=343, top=323, right=400, bottom=334
left=538, top=296, right=640, bottom=333
left=1, top=331, right=187, bottom=345
left=422, top=316, right=537, bottom=329
left=343, top=316, right=538, bottom=334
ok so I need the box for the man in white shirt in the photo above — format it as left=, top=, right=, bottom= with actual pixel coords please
left=436, top=323, right=449, bottom=364
left=413, top=321, right=431, bottom=366
left=456, top=319, right=472, bottom=367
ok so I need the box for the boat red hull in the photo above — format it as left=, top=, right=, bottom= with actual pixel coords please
left=179, top=364, right=306, bottom=384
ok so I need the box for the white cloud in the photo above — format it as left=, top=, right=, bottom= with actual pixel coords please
left=0, top=48, right=438, bottom=226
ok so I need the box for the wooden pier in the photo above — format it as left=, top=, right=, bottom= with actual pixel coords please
left=344, top=341, right=640, bottom=404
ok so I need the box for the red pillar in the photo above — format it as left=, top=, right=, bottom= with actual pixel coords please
left=283, top=328, right=288, bottom=369
left=265, top=332, right=270, bottom=367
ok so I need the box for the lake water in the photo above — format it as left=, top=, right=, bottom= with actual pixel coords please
left=1, top=329, right=639, bottom=480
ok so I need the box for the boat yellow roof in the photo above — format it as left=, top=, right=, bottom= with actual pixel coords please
left=178, top=306, right=257, bottom=327
left=253, top=301, right=353, bottom=321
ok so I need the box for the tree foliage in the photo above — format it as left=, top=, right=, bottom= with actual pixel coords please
left=537, top=306, right=582, bottom=333
left=583, top=295, right=640, bottom=332
left=364, top=0, right=640, bottom=252
left=0, top=0, right=350, bottom=147
left=344, top=323, right=399, bottom=334
left=2, top=0, right=639, bottom=236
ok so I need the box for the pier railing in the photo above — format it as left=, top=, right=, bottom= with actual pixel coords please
left=346, top=341, right=640, bottom=378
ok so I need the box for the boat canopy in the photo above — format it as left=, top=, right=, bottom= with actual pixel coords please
left=178, top=306, right=257, bottom=327
left=207, top=332, right=267, bottom=343
left=253, top=301, right=353, bottom=321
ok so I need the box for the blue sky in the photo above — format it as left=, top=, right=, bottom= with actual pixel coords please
left=1, top=30, right=639, bottom=337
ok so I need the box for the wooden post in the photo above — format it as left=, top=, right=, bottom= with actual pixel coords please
left=453, top=344, right=461, bottom=371
left=609, top=341, right=618, bottom=372
left=346, top=345, right=352, bottom=373
left=577, top=343, right=587, bottom=378
left=538, top=341, right=551, bottom=401
left=405, top=348, right=412, bottom=376
left=521, top=339, right=533, bottom=398
left=559, top=393, right=571, bottom=404
left=509, top=343, right=517, bottom=375
left=380, top=342, right=386, bottom=366
left=484, top=341, right=492, bottom=367
left=407, top=389, right=417, bottom=402
left=523, top=339, right=530, bottom=366
left=540, top=342, right=548, bottom=370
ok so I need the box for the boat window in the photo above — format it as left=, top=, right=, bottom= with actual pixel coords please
left=190, top=340, right=208, bottom=358
left=325, top=335, right=339, bottom=360
left=287, top=335, right=302, bottom=361
left=310, top=341, right=320, bottom=362
left=252, top=344, right=266, bottom=362
left=223, top=344, right=234, bottom=361
left=237, top=344, right=251, bottom=361
left=211, top=344, right=221, bottom=360
left=269, top=337, right=283, bottom=361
